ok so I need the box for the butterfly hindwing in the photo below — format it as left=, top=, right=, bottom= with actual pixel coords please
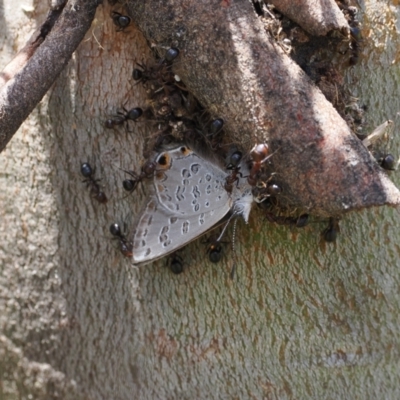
left=131, top=145, right=232, bottom=265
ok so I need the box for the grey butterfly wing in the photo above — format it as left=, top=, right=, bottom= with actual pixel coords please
left=131, top=145, right=232, bottom=265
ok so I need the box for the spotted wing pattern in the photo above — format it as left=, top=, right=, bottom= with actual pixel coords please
left=131, top=145, right=232, bottom=265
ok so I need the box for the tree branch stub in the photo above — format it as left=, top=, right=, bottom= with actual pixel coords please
left=267, top=0, right=350, bottom=36
left=127, top=0, right=400, bottom=217
left=0, top=0, right=101, bottom=153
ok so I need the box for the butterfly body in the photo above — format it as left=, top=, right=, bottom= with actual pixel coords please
left=130, top=144, right=253, bottom=265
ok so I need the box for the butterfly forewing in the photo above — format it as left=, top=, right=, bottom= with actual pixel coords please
left=131, top=145, right=232, bottom=265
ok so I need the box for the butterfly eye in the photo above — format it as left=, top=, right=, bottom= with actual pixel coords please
left=158, top=155, right=168, bottom=165
left=156, top=153, right=171, bottom=168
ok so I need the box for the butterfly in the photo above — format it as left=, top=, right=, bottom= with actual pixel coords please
left=129, top=143, right=254, bottom=265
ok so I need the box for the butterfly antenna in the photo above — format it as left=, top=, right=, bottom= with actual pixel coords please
left=229, top=219, right=239, bottom=280
left=216, top=212, right=241, bottom=279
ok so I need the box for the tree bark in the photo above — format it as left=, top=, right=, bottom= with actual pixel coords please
left=1, top=1, right=400, bottom=399
left=127, top=0, right=400, bottom=217
left=0, top=0, right=101, bottom=153
left=267, top=0, right=349, bottom=36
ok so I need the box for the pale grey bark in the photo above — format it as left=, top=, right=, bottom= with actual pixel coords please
left=1, top=1, right=400, bottom=399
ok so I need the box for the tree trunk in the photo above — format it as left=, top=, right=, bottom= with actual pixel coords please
left=1, top=1, right=400, bottom=399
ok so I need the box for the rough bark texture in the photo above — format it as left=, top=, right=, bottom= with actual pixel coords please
left=0, top=0, right=101, bottom=153
left=127, top=0, right=400, bottom=218
left=1, top=1, right=400, bottom=399
left=0, top=3, right=65, bottom=88
left=268, top=0, right=350, bottom=36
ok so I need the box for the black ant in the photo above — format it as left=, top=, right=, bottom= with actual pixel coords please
left=122, top=160, right=157, bottom=193
left=111, top=11, right=131, bottom=32
left=208, top=118, right=224, bottom=136
left=190, top=117, right=224, bottom=150
left=265, top=182, right=282, bottom=196
left=380, top=154, right=396, bottom=171
left=203, top=235, right=227, bottom=263
left=265, top=213, right=309, bottom=228
left=132, top=63, right=152, bottom=84
left=207, top=241, right=224, bottom=263
left=167, top=253, right=184, bottom=274
left=294, top=214, right=309, bottom=228
left=349, top=26, right=362, bottom=66
left=109, top=223, right=133, bottom=257
left=132, top=48, right=179, bottom=84
left=105, top=107, right=143, bottom=130
left=132, top=63, right=172, bottom=87
left=132, top=67, right=144, bottom=82
left=225, top=151, right=243, bottom=193
left=164, top=47, right=180, bottom=63
left=322, top=218, right=340, bottom=242
left=337, top=2, right=362, bottom=66
left=247, top=144, right=270, bottom=186
left=80, top=163, right=107, bottom=203
left=132, top=62, right=165, bottom=86
left=252, top=180, right=282, bottom=203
